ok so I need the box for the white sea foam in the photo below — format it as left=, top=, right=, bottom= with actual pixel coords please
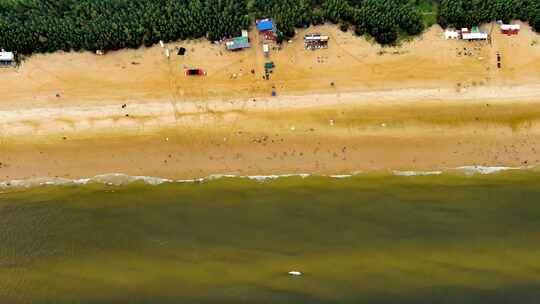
left=0, top=177, right=75, bottom=189
left=205, top=173, right=311, bottom=182
left=0, top=166, right=536, bottom=190
left=244, top=174, right=311, bottom=181
left=89, top=173, right=172, bottom=186
left=0, top=173, right=313, bottom=189
left=176, top=178, right=206, bottom=184
left=0, top=174, right=172, bottom=189
left=329, top=175, right=353, bottom=179
left=456, top=166, right=521, bottom=175
left=392, top=170, right=443, bottom=176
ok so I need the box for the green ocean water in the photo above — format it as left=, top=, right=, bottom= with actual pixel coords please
left=1, top=172, right=540, bottom=303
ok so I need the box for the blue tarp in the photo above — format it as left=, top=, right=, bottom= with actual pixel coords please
left=257, top=19, right=274, bottom=32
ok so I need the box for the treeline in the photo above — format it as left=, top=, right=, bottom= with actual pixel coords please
left=251, top=0, right=425, bottom=44
left=0, top=0, right=425, bottom=54
left=0, top=0, right=250, bottom=54
left=1, top=0, right=539, bottom=55
left=438, top=0, right=540, bottom=32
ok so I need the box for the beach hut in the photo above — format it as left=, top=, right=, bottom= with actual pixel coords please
left=444, top=29, right=459, bottom=39
left=256, top=19, right=275, bottom=32
left=460, top=27, right=488, bottom=41
left=501, top=24, right=520, bottom=35
left=0, top=50, right=14, bottom=66
left=462, top=32, right=488, bottom=40
left=304, top=34, right=329, bottom=50
left=226, top=36, right=250, bottom=51
left=257, top=18, right=277, bottom=41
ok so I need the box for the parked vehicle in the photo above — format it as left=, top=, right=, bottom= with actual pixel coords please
left=185, top=68, right=206, bottom=76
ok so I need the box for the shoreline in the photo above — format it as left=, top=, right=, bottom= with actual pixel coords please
left=0, top=166, right=534, bottom=189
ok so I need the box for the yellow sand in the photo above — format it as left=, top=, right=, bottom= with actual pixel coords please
left=1, top=23, right=540, bottom=180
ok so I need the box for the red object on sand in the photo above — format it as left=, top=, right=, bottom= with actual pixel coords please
left=185, top=68, right=205, bottom=76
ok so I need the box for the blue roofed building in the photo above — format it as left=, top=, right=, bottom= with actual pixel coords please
left=256, top=19, right=275, bottom=32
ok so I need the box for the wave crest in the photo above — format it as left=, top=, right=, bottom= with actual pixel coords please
left=455, top=166, right=521, bottom=175
left=0, top=166, right=534, bottom=190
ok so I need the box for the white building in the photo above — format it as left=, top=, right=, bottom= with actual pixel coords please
left=462, top=32, right=488, bottom=40
left=0, top=50, right=14, bottom=66
left=444, top=29, right=459, bottom=39
left=501, top=24, right=520, bottom=35
left=501, top=24, right=520, bottom=31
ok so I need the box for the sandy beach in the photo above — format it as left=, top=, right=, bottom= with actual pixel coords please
left=1, top=23, right=540, bottom=181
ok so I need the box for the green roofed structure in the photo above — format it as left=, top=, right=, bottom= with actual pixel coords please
left=226, top=36, right=250, bottom=51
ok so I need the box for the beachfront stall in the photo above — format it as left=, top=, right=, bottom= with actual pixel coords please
left=444, top=29, right=460, bottom=39
left=462, top=32, right=488, bottom=40
left=304, top=34, right=329, bottom=50
left=256, top=18, right=275, bottom=33
left=256, top=18, right=276, bottom=41
left=461, top=27, right=488, bottom=41
left=225, top=30, right=250, bottom=51
left=226, top=36, right=250, bottom=51
left=501, top=24, right=520, bottom=35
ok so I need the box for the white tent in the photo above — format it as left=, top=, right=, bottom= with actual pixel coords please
left=444, top=30, right=459, bottom=39
left=462, top=32, right=488, bottom=40
left=304, top=35, right=329, bottom=42
left=0, top=50, right=14, bottom=62
left=501, top=24, right=520, bottom=31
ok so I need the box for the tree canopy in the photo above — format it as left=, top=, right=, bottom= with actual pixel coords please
left=0, top=0, right=539, bottom=55
left=0, top=0, right=250, bottom=54
left=438, top=0, right=540, bottom=32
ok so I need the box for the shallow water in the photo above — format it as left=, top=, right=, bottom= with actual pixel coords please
left=1, top=172, right=540, bottom=303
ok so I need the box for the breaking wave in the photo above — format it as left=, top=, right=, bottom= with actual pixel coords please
left=455, top=166, right=522, bottom=175
left=0, top=166, right=535, bottom=190
left=392, top=170, right=443, bottom=176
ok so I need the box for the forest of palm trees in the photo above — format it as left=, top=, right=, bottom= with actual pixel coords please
left=0, top=0, right=538, bottom=55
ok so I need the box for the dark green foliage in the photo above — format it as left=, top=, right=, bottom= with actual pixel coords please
left=340, top=21, right=349, bottom=32
left=311, top=11, right=325, bottom=26
left=253, top=0, right=425, bottom=44
left=0, top=0, right=250, bottom=54
left=2, top=0, right=539, bottom=55
left=529, top=2, right=540, bottom=32
left=322, top=0, right=350, bottom=24
left=438, top=0, right=540, bottom=31
left=251, top=0, right=313, bottom=37
left=276, top=31, right=285, bottom=44
left=351, top=0, right=424, bottom=44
